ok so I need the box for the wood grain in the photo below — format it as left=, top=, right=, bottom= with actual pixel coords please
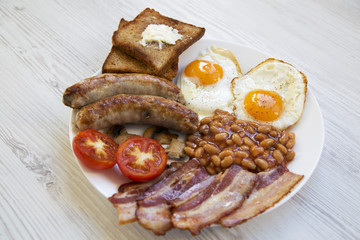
left=1, top=0, right=359, bottom=239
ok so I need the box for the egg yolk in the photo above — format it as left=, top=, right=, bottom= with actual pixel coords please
left=184, top=60, right=223, bottom=85
left=244, top=90, right=283, bottom=121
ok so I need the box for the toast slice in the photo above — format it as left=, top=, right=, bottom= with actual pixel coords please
left=102, top=18, right=178, bottom=80
left=102, top=46, right=178, bottom=80
left=112, top=8, right=205, bottom=75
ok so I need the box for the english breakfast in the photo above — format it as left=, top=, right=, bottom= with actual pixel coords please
left=63, top=8, right=309, bottom=236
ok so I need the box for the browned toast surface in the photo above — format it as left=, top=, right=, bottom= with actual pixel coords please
left=112, top=8, right=205, bottom=74
left=102, top=18, right=178, bottom=80
left=102, top=46, right=178, bottom=80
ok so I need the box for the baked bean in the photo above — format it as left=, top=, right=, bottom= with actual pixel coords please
left=199, top=124, right=210, bottom=135
left=231, top=133, right=243, bottom=146
left=257, top=125, right=271, bottom=133
left=206, top=166, right=217, bottom=175
left=243, top=137, right=255, bottom=146
left=215, top=109, right=229, bottom=115
left=288, top=132, right=295, bottom=139
left=199, top=158, right=208, bottom=166
left=247, top=125, right=256, bottom=134
left=185, top=141, right=197, bottom=148
left=235, top=150, right=249, bottom=158
left=260, top=138, right=275, bottom=148
left=276, top=143, right=287, bottom=154
left=242, top=158, right=257, bottom=170
left=235, top=119, right=246, bottom=125
left=210, top=125, right=221, bottom=134
left=214, top=114, right=224, bottom=120
left=200, top=117, right=212, bottom=125
left=279, top=133, right=289, bottom=145
left=219, top=149, right=234, bottom=159
left=226, top=139, right=233, bottom=145
left=221, top=116, right=234, bottom=123
left=215, top=132, right=228, bottom=141
left=234, top=157, right=242, bottom=165
left=250, top=145, right=264, bottom=157
left=254, top=133, right=267, bottom=141
left=211, top=155, right=221, bottom=167
left=203, top=135, right=211, bottom=142
left=188, top=134, right=201, bottom=144
left=286, top=138, right=295, bottom=149
left=199, top=141, right=207, bottom=146
left=239, top=131, right=246, bottom=137
left=215, top=167, right=222, bottom=173
left=209, top=162, right=215, bottom=168
left=221, top=156, right=233, bottom=168
left=211, top=121, right=223, bottom=128
left=285, top=150, right=295, bottom=161
left=240, top=145, right=250, bottom=151
left=231, top=124, right=242, bottom=132
left=194, top=147, right=204, bottom=158
left=204, top=143, right=220, bottom=154
left=270, top=130, right=278, bottom=137
left=273, top=149, right=284, bottom=163
left=255, top=158, right=269, bottom=170
left=184, top=147, right=194, bottom=157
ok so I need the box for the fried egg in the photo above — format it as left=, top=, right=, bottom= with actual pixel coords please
left=179, top=46, right=242, bottom=117
left=232, top=58, right=307, bottom=130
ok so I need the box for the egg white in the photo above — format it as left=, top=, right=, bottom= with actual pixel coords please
left=179, top=46, right=242, bottom=117
left=232, top=59, right=307, bottom=130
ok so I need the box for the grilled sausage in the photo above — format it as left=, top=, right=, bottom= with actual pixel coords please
left=63, top=73, right=186, bottom=108
left=75, top=94, right=199, bottom=134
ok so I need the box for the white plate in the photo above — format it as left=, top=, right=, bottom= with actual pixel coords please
left=69, top=39, right=324, bottom=214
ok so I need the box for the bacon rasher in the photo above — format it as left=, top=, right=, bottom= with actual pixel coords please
left=220, top=165, right=304, bottom=227
left=171, top=165, right=257, bottom=235
left=136, top=158, right=210, bottom=235
left=108, top=162, right=182, bottom=224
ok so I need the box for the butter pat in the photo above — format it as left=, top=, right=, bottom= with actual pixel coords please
left=139, top=24, right=182, bottom=49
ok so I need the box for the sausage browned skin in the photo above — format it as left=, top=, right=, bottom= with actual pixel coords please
left=75, top=94, right=199, bottom=134
left=63, top=73, right=186, bottom=108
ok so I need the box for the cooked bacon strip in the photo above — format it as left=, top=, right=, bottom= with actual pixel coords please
left=136, top=159, right=210, bottom=235
left=168, top=174, right=216, bottom=207
left=220, top=166, right=304, bottom=227
left=108, top=162, right=181, bottom=224
left=171, top=165, right=257, bottom=235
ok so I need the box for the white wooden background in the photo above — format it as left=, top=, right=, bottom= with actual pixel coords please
left=1, top=0, right=359, bottom=239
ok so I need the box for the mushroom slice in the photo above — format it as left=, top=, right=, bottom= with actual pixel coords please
left=106, top=125, right=138, bottom=145
left=143, top=126, right=178, bottom=145
left=166, top=138, right=186, bottom=159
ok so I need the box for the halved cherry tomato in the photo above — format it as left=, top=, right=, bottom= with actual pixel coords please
left=72, top=129, right=118, bottom=170
left=116, top=136, right=168, bottom=182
